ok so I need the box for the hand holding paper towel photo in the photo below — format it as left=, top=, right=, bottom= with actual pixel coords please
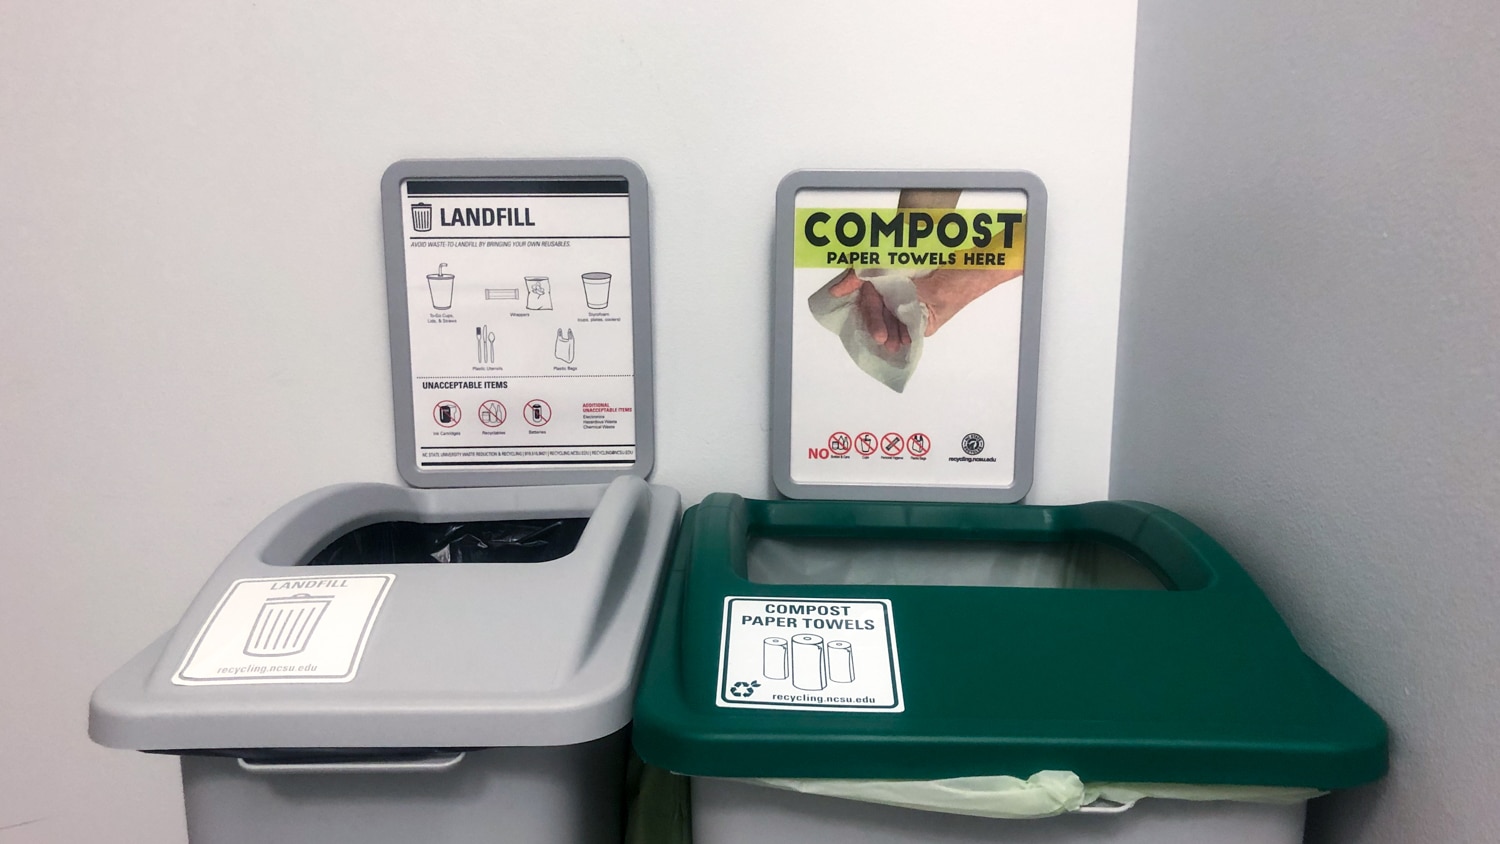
left=810, top=264, right=1023, bottom=392
left=808, top=268, right=928, bottom=393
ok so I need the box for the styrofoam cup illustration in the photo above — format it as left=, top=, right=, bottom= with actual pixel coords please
left=427, top=263, right=454, bottom=310
left=582, top=272, right=612, bottom=310
left=763, top=637, right=790, bottom=680
left=827, top=640, right=855, bottom=683
left=411, top=202, right=433, bottom=232
left=244, top=593, right=333, bottom=657
left=790, top=633, right=827, bottom=691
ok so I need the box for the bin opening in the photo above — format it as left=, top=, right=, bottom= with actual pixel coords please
left=746, top=536, right=1166, bottom=590
left=305, top=518, right=589, bottom=566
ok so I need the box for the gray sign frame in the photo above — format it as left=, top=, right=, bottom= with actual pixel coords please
left=381, top=158, right=656, bottom=488
left=771, top=169, right=1046, bottom=503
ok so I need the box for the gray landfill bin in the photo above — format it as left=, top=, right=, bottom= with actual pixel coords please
left=90, top=158, right=675, bottom=844
left=91, top=478, right=678, bottom=843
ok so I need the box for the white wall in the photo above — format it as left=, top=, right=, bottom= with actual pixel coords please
left=1114, top=2, right=1500, bottom=842
left=0, top=2, right=1137, bottom=839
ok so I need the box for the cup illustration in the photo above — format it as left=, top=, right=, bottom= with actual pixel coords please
left=427, top=263, right=454, bottom=310
left=582, top=272, right=612, bottom=310
left=244, top=593, right=333, bottom=657
left=411, top=202, right=433, bottom=232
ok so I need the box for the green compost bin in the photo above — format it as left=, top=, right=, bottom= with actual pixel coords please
left=632, top=493, right=1387, bottom=788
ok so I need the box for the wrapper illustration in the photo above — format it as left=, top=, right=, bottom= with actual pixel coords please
left=525, top=276, right=553, bottom=311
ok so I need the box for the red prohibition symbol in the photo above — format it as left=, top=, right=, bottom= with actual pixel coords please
left=828, top=432, right=852, bottom=456
left=433, top=401, right=461, bottom=428
left=478, top=400, right=507, bottom=428
left=523, top=399, right=552, bottom=427
left=906, top=432, right=931, bottom=457
left=853, top=432, right=878, bottom=456
left=880, top=432, right=905, bottom=456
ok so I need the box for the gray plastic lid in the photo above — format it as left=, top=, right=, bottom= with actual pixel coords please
left=382, top=159, right=657, bottom=490
left=771, top=169, right=1047, bottom=504
left=89, top=477, right=681, bottom=751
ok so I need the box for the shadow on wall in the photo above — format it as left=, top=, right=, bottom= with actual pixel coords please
left=1305, top=778, right=1389, bottom=844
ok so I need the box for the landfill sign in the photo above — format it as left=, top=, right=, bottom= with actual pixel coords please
left=396, top=175, right=638, bottom=470
left=174, top=575, right=394, bottom=685
left=716, top=597, right=903, bottom=712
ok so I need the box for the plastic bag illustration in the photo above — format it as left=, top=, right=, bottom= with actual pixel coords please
left=525, top=276, right=553, bottom=311
left=554, top=328, right=576, bottom=364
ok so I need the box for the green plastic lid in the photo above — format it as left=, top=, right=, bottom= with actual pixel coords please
left=632, top=494, right=1387, bottom=788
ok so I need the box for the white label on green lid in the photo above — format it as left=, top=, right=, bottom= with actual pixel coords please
left=716, top=596, right=903, bottom=712
left=173, top=574, right=393, bottom=685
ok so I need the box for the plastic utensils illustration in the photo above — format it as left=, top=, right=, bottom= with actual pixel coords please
left=243, top=593, right=333, bottom=657
left=581, top=272, right=611, bottom=309
left=428, top=263, right=454, bottom=310
left=554, top=328, right=575, bottom=364
left=411, top=202, right=433, bottom=232
left=525, top=276, right=553, bottom=311
left=476, top=325, right=495, bottom=364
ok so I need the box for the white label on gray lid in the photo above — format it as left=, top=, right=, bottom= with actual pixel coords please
left=173, top=574, right=393, bottom=685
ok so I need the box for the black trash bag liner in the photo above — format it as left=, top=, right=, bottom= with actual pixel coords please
left=306, top=518, right=589, bottom=566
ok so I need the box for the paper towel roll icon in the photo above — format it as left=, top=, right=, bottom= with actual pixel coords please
left=791, top=634, right=827, bottom=690
left=244, top=593, right=332, bottom=657
left=827, top=641, right=855, bottom=683
left=763, top=637, right=789, bottom=680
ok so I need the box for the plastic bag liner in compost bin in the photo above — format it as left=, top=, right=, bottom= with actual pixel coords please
left=307, top=518, right=589, bottom=565
left=736, top=535, right=1325, bottom=817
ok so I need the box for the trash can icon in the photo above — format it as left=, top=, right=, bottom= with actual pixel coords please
left=411, top=202, right=433, bottom=233
left=244, top=593, right=333, bottom=657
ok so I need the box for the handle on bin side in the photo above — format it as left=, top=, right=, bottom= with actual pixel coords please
left=236, top=752, right=466, bottom=775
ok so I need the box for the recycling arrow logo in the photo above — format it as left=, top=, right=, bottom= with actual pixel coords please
left=729, top=680, right=761, bottom=698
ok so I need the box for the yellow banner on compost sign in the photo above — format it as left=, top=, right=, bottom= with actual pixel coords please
left=793, top=207, right=1027, bottom=270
